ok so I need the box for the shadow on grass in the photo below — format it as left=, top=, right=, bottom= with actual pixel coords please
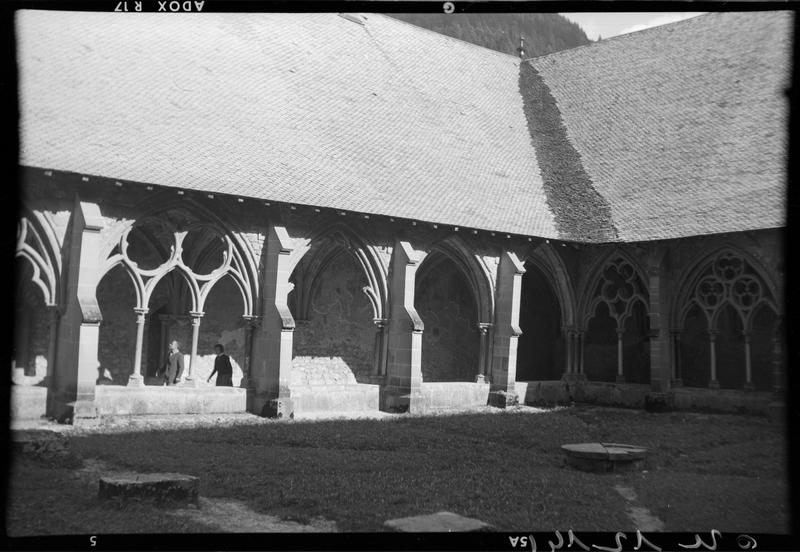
left=8, top=407, right=790, bottom=534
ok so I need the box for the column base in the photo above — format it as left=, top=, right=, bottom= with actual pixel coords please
left=264, top=398, right=294, bottom=419
left=562, top=373, right=587, bottom=384
left=127, top=374, right=145, bottom=387
left=743, top=381, right=756, bottom=392
left=670, top=378, right=683, bottom=388
left=488, top=389, right=519, bottom=408
left=615, top=375, right=626, bottom=384
left=708, top=379, right=720, bottom=389
left=179, top=378, right=197, bottom=388
left=475, top=374, right=486, bottom=384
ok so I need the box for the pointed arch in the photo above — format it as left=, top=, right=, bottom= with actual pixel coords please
left=578, top=248, right=649, bottom=329
left=672, top=245, right=780, bottom=332
left=527, top=242, right=577, bottom=327
left=15, top=211, right=62, bottom=307
left=289, top=221, right=389, bottom=322
left=417, top=234, right=494, bottom=324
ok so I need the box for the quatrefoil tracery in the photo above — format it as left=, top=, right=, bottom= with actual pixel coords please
left=686, top=251, right=772, bottom=332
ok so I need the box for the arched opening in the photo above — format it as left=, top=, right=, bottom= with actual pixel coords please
left=715, top=304, right=746, bottom=390
left=415, top=251, right=479, bottom=382
left=290, top=247, right=376, bottom=385
left=750, top=304, right=779, bottom=391
left=13, top=258, right=51, bottom=384
left=145, top=270, right=194, bottom=382
left=623, top=300, right=650, bottom=384
left=516, top=262, right=564, bottom=381
left=96, top=264, right=138, bottom=384
left=583, top=302, right=617, bottom=382
left=680, top=304, right=709, bottom=388
left=195, top=274, right=246, bottom=386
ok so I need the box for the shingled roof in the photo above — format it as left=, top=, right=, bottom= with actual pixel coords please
left=526, top=11, right=792, bottom=242
left=17, top=11, right=791, bottom=243
left=17, top=11, right=558, bottom=239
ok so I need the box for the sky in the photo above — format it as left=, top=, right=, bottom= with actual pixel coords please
left=560, top=12, right=706, bottom=41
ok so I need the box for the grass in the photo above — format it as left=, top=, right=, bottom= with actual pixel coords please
left=6, top=406, right=790, bottom=534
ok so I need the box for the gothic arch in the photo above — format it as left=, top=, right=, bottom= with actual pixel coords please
left=579, top=249, right=649, bottom=330
left=98, top=199, right=258, bottom=318
left=289, top=221, right=389, bottom=322
left=16, top=211, right=62, bottom=307
left=417, top=234, right=495, bottom=324
left=527, top=242, right=577, bottom=328
left=672, top=246, right=780, bottom=333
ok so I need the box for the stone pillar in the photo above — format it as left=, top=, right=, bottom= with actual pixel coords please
left=240, top=315, right=260, bottom=389
left=771, top=332, right=784, bottom=393
left=14, top=308, right=31, bottom=374
left=708, top=330, right=719, bottom=388
left=127, top=307, right=148, bottom=387
left=489, top=251, right=525, bottom=408
left=645, top=248, right=671, bottom=392
left=578, top=330, right=585, bottom=376
left=372, top=318, right=389, bottom=378
left=476, top=322, right=492, bottom=383
left=615, top=328, right=625, bottom=383
left=743, top=333, right=754, bottom=391
left=382, top=241, right=426, bottom=413
left=180, top=311, right=203, bottom=386
left=565, top=327, right=574, bottom=375
left=670, top=330, right=683, bottom=387
left=44, top=305, right=60, bottom=388
left=50, top=199, right=106, bottom=423
left=249, top=224, right=300, bottom=418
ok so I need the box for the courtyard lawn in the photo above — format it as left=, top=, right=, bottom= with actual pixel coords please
left=7, top=406, right=790, bottom=534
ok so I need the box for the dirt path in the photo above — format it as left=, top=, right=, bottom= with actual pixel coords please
left=613, top=484, right=665, bottom=531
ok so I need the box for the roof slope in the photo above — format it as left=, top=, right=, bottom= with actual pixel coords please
left=17, top=11, right=559, bottom=238
left=527, top=11, right=792, bottom=242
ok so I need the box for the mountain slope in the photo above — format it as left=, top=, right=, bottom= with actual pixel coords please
left=385, top=13, right=590, bottom=57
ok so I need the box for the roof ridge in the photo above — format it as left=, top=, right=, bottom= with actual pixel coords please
left=369, top=13, right=520, bottom=61
left=524, top=11, right=713, bottom=63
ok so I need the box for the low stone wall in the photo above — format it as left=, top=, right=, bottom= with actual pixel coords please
left=291, top=383, right=380, bottom=413
left=516, top=380, right=650, bottom=409
left=671, top=387, right=774, bottom=415
left=417, top=382, right=490, bottom=413
left=94, top=386, right=247, bottom=416
left=516, top=379, right=778, bottom=415
left=11, top=385, right=48, bottom=420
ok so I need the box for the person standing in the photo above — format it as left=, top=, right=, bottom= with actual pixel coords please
left=207, top=344, right=233, bottom=386
left=162, top=340, right=185, bottom=386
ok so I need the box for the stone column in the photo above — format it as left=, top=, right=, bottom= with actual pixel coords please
left=127, top=307, right=148, bottom=387
left=565, top=327, right=575, bottom=375
left=578, top=330, right=585, bottom=376
left=249, top=224, right=301, bottom=418
left=51, top=199, right=105, bottom=423
left=476, top=322, right=492, bottom=383
left=771, top=333, right=784, bottom=393
left=615, top=328, right=625, bottom=383
left=383, top=241, right=426, bottom=413
left=240, top=315, right=260, bottom=389
left=44, top=305, right=60, bottom=388
left=372, top=318, right=389, bottom=379
left=708, top=330, right=719, bottom=388
left=181, top=311, right=203, bottom=386
left=489, top=250, right=525, bottom=408
left=670, top=330, right=682, bottom=387
left=743, top=332, right=754, bottom=390
left=645, top=248, right=671, bottom=392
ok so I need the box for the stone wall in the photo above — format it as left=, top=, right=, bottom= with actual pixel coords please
left=416, top=255, right=479, bottom=382
left=292, top=252, right=375, bottom=385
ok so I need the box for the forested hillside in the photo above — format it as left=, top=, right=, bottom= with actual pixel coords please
left=386, top=14, right=590, bottom=57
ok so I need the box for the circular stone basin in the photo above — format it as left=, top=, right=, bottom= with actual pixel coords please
left=561, top=443, right=648, bottom=472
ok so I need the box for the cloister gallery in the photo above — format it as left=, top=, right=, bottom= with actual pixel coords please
left=13, top=11, right=788, bottom=422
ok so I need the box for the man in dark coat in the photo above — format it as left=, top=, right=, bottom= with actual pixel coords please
left=207, top=343, right=233, bottom=386
left=162, top=340, right=184, bottom=386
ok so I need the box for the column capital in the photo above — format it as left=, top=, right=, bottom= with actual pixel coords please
left=243, top=315, right=262, bottom=329
left=189, top=311, right=205, bottom=322
left=477, top=322, right=492, bottom=334
left=616, top=328, right=625, bottom=338
left=373, top=318, right=389, bottom=329
left=708, top=329, right=719, bottom=340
